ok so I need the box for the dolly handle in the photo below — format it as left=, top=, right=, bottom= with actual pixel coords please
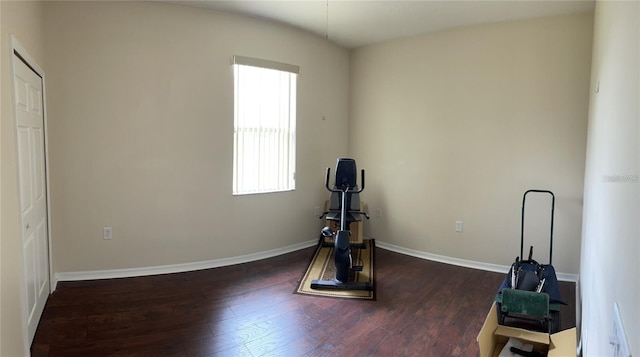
left=521, top=189, right=555, bottom=265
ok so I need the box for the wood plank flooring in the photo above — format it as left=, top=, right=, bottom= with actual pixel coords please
left=31, top=246, right=575, bottom=356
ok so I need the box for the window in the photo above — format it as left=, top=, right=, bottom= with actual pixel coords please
left=232, top=56, right=299, bottom=195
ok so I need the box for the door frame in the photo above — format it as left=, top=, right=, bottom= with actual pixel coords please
left=9, top=34, right=54, bottom=350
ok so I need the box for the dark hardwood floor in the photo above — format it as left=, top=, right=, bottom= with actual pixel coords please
left=31, top=246, right=575, bottom=356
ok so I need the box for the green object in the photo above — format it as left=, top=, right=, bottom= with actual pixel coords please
left=501, top=288, right=549, bottom=318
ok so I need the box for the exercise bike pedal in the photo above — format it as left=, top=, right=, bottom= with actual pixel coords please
left=352, top=265, right=364, bottom=272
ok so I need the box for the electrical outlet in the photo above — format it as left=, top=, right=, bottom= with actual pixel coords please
left=455, top=221, right=463, bottom=232
left=314, top=206, right=320, bottom=216
left=611, top=302, right=631, bottom=357
left=376, top=208, right=382, bottom=218
left=103, top=226, right=112, bottom=240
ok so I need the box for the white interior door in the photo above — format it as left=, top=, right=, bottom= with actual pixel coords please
left=13, top=52, right=50, bottom=344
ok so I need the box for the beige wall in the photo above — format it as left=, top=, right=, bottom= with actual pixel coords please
left=1, top=1, right=46, bottom=355
left=349, top=12, right=593, bottom=275
left=43, top=1, right=350, bottom=273
left=580, top=1, right=639, bottom=355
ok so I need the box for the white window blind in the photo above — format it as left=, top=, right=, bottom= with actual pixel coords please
left=233, top=56, right=298, bottom=195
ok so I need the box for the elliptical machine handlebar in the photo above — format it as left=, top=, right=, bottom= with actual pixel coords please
left=318, top=167, right=369, bottom=220
left=324, top=167, right=366, bottom=231
left=324, top=167, right=365, bottom=194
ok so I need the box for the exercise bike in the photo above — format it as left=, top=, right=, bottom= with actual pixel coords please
left=311, top=158, right=373, bottom=291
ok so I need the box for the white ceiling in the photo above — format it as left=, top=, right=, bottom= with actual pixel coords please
left=164, top=0, right=595, bottom=49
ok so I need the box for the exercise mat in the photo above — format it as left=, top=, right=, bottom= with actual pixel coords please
left=295, top=239, right=375, bottom=300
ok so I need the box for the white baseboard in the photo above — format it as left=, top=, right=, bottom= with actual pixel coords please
left=54, top=239, right=317, bottom=285
left=374, top=240, right=579, bottom=282
left=54, top=238, right=578, bottom=287
left=556, top=271, right=580, bottom=283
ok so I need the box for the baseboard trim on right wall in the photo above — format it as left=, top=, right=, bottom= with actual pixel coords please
left=375, top=240, right=579, bottom=282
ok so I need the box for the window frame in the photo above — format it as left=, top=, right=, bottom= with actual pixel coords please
left=232, top=56, right=299, bottom=196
